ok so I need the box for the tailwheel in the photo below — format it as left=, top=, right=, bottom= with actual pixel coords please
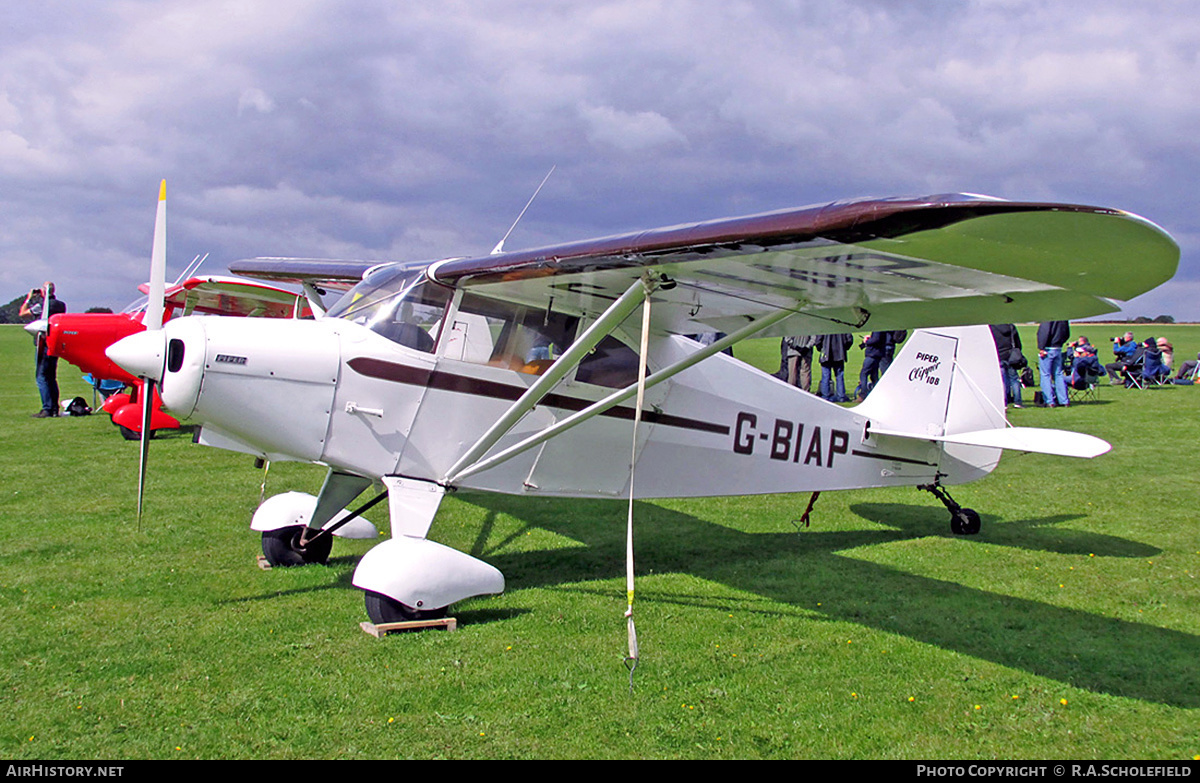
left=364, top=590, right=447, bottom=625
left=261, top=525, right=333, bottom=567
left=950, top=508, right=981, bottom=536
left=918, top=481, right=982, bottom=536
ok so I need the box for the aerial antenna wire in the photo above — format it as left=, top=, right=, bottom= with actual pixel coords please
left=491, top=165, right=556, bottom=255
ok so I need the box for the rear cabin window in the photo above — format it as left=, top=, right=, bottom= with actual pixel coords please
left=574, top=335, right=640, bottom=388
left=448, top=294, right=579, bottom=375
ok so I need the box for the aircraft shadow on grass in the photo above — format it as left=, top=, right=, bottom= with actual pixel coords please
left=456, top=494, right=1197, bottom=708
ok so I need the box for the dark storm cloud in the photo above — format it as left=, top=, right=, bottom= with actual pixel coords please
left=1, top=0, right=1196, bottom=319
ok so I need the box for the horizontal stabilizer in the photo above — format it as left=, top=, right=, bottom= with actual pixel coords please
left=873, top=426, right=1110, bottom=458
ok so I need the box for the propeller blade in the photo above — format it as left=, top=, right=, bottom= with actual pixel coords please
left=144, top=180, right=167, bottom=332
left=136, top=180, right=167, bottom=526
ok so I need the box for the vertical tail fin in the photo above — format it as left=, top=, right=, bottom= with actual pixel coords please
left=855, top=326, right=1009, bottom=484
left=856, top=326, right=1109, bottom=469
left=855, top=325, right=1007, bottom=437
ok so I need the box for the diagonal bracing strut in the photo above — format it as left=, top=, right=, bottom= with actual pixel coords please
left=444, top=304, right=793, bottom=485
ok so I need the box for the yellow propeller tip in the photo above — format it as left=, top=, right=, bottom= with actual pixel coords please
left=158, top=180, right=166, bottom=201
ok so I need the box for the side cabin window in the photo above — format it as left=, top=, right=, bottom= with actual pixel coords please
left=447, top=293, right=579, bottom=376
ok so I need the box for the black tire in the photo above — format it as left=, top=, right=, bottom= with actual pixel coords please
left=261, top=525, right=333, bottom=567
left=950, top=508, right=982, bottom=536
left=364, top=590, right=447, bottom=625
left=118, top=425, right=140, bottom=441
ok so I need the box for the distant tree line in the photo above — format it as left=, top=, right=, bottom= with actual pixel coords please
left=0, top=295, right=26, bottom=324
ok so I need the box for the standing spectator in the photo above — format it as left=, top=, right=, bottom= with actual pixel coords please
left=856, top=331, right=889, bottom=400
left=816, top=333, right=853, bottom=403
left=1037, top=320, right=1070, bottom=408
left=989, top=324, right=1025, bottom=407
left=19, top=282, right=66, bottom=418
left=780, top=335, right=817, bottom=393
left=880, top=329, right=907, bottom=376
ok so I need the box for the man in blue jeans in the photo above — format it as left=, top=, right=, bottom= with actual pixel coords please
left=1037, top=320, right=1070, bottom=408
left=855, top=331, right=889, bottom=400
left=19, top=282, right=67, bottom=418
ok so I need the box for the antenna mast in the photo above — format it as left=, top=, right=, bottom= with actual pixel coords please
left=491, top=165, right=556, bottom=255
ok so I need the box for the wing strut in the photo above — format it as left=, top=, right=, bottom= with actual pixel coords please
left=442, top=276, right=651, bottom=482
left=302, top=282, right=327, bottom=318
left=445, top=304, right=793, bottom=484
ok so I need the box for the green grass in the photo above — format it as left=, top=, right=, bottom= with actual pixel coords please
left=1, top=323, right=1198, bottom=759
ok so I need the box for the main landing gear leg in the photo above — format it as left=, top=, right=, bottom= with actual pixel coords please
left=254, top=470, right=375, bottom=567
left=918, top=481, right=981, bottom=536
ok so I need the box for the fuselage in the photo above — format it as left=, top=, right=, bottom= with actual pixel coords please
left=130, top=264, right=1002, bottom=499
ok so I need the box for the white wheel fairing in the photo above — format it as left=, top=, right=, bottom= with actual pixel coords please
left=353, top=537, right=504, bottom=611
left=251, top=491, right=378, bottom=539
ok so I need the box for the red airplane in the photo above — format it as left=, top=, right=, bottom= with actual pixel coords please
left=32, top=274, right=317, bottom=438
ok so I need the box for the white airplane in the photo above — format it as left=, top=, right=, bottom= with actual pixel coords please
left=106, top=185, right=1179, bottom=626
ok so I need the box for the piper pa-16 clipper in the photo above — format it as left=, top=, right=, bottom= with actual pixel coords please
left=107, top=182, right=1178, bottom=626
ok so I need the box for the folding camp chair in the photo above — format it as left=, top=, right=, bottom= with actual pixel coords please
left=1136, top=343, right=1171, bottom=389
left=82, top=373, right=127, bottom=407
left=1068, top=364, right=1102, bottom=403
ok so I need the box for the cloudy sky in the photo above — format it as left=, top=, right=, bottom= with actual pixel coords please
left=3, top=0, right=1198, bottom=320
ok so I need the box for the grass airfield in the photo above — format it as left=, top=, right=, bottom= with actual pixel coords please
left=1, top=322, right=1198, bottom=760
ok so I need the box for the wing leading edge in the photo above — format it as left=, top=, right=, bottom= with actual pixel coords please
left=432, top=195, right=1178, bottom=336
left=227, top=257, right=385, bottom=292
left=230, top=195, right=1179, bottom=337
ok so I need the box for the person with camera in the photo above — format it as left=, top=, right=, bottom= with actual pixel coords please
left=1105, top=331, right=1139, bottom=384
left=19, top=281, right=66, bottom=418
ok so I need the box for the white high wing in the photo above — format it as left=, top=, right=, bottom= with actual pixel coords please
left=106, top=188, right=1179, bottom=625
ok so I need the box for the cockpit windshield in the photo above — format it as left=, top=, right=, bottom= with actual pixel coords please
left=122, top=295, right=149, bottom=315
left=325, top=263, right=451, bottom=352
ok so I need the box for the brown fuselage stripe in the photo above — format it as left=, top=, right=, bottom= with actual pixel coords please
left=347, top=357, right=731, bottom=435
left=850, top=449, right=937, bottom=467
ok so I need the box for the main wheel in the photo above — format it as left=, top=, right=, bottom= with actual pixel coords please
left=950, top=508, right=982, bottom=536
left=364, top=590, right=448, bottom=625
left=261, top=525, right=333, bottom=567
